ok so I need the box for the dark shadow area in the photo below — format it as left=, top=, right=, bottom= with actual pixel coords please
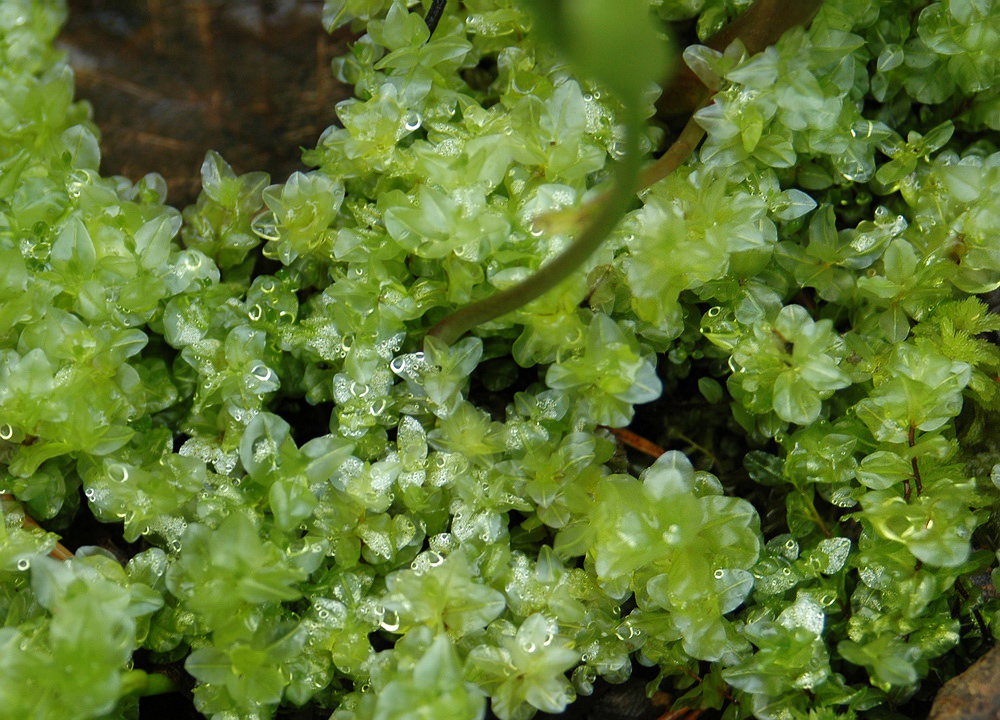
left=58, top=0, right=354, bottom=207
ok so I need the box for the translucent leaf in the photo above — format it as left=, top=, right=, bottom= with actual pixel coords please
left=269, top=476, right=319, bottom=531
left=773, top=371, right=821, bottom=425
left=59, top=124, right=101, bottom=170
left=239, top=412, right=294, bottom=482
left=51, top=214, right=96, bottom=277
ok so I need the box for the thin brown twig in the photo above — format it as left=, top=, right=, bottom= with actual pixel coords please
left=2, top=493, right=75, bottom=560
left=532, top=107, right=709, bottom=237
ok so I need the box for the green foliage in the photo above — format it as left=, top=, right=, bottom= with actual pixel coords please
left=2, top=0, right=1000, bottom=719
left=729, top=304, right=852, bottom=426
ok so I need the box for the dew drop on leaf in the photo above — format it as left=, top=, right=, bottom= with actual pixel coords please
left=251, top=211, right=280, bottom=241
left=403, top=112, right=422, bottom=131
left=350, top=381, right=369, bottom=398
left=16, top=558, right=30, bottom=571
left=109, top=464, right=129, bottom=483
left=0, top=424, right=13, bottom=440
left=816, top=537, right=851, bottom=574
left=250, top=364, right=272, bottom=382
left=380, top=611, right=400, bottom=632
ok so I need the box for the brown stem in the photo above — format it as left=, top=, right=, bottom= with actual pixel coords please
left=954, top=578, right=991, bottom=640
left=908, top=422, right=923, bottom=500
left=531, top=107, right=708, bottom=238
left=425, top=0, right=825, bottom=344
left=426, top=100, right=645, bottom=345
left=657, top=0, right=825, bottom=118
left=3, top=493, right=75, bottom=560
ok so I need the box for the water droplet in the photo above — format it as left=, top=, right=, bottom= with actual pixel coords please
left=0, top=424, right=13, bottom=440
left=403, top=112, right=422, bottom=131
left=543, top=631, right=554, bottom=646
left=428, top=551, right=444, bottom=567
left=390, top=357, right=405, bottom=373
left=350, top=381, right=370, bottom=398
left=16, top=558, right=30, bottom=571
left=109, top=464, right=129, bottom=483
left=615, top=624, right=637, bottom=641
left=380, top=611, right=400, bottom=632
left=317, top=609, right=330, bottom=620
left=583, top=93, right=593, bottom=102
left=251, top=211, right=280, bottom=241
left=714, top=568, right=725, bottom=579
left=592, top=91, right=601, bottom=99
left=250, top=364, right=272, bottom=382
left=248, top=304, right=263, bottom=321
left=529, top=223, right=544, bottom=237
left=260, top=278, right=276, bottom=293
left=85, top=488, right=96, bottom=500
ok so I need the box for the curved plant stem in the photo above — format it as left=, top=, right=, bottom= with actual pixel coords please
left=424, top=0, right=448, bottom=37
left=532, top=108, right=708, bottom=237
left=638, top=112, right=709, bottom=189
left=426, top=101, right=646, bottom=346
left=425, top=0, right=823, bottom=345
